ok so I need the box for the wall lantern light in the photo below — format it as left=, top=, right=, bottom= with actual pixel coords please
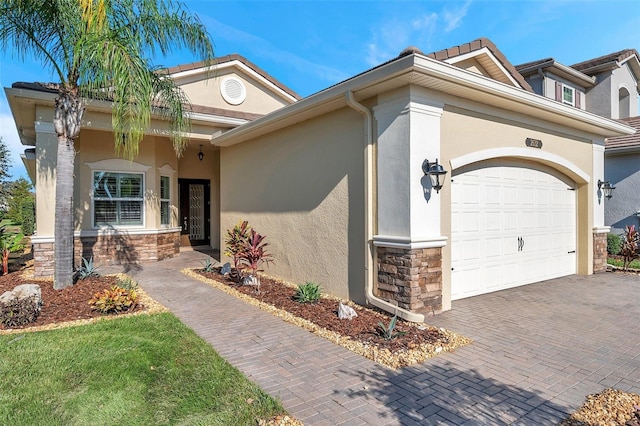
left=198, top=144, right=204, bottom=161
left=422, top=158, right=447, bottom=193
left=598, top=179, right=615, bottom=199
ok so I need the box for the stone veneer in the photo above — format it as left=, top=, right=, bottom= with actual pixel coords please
left=593, top=232, right=608, bottom=273
left=32, top=231, right=181, bottom=278
left=376, top=246, right=443, bottom=316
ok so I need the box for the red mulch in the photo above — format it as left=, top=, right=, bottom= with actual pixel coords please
left=196, top=268, right=451, bottom=352
left=0, top=272, right=141, bottom=330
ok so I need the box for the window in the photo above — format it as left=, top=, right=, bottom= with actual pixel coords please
left=562, top=85, right=575, bottom=106
left=160, top=176, right=170, bottom=225
left=93, top=172, right=143, bottom=226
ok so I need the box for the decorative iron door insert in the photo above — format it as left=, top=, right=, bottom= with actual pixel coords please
left=179, top=179, right=210, bottom=246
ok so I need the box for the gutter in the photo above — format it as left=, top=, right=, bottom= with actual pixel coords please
left=344, top=91, right=426, bottom=323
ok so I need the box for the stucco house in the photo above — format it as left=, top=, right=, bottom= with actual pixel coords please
left=5, top=54, right=299, bottom=277
left=517, top=49, right=640, bottom=235
left=5, top=38, right=635, bottom=320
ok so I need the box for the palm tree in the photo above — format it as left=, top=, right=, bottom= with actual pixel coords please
left=0, top=0, right=215, bottom=289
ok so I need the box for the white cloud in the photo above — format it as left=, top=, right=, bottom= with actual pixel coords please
left=443, top=0, right=472, bottom=32
left=199, top=15, right=349, bottom=84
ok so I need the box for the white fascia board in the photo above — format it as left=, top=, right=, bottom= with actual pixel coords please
left=188, top=112, right=248, bottom=127
left=444, top=47, right=521, bottom=88
left=169, top=60, right=298, bottom=103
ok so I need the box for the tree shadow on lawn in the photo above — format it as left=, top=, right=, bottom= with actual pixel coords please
left=331, top=360, right=572, bottom=425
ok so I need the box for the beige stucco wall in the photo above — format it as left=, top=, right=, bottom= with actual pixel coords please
left=439, top=104, right=597, bottom=307
left=179, top=69, right=290, bottom=115
left=219, top=107, right=367, bottom=303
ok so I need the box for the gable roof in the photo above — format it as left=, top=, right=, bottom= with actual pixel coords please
left=166, top=53, right=300, bottom=102
left=426, top=38, right=533, bottom=92
left=515, top=58, right=596, bottom=88
left=606, top=115, right=640, bottom=152
left=571, top=49, right=640, bottom=74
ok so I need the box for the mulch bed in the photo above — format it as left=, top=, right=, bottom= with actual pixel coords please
left=190, top=268, right=470, bottom=369
left=0, top=272, right=149, bottom=332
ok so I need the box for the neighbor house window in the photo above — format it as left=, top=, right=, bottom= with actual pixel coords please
left=160, top=176, right=170, bottom=226
left=93, top=171, right=144, bottom=226
left=562, top=85, right=575, bottom=106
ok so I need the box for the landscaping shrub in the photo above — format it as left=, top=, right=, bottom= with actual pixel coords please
left=74, top=257, right=100, bottom=281
left=236, top=229, right=273, bottom=292
left=294, top=282, right=321, bottom=303
left=620, top=225, right=640, bottom=270
left=88, top=285, right=138, bottom=314
left=376, top=315, right=406, bottom=341
left=607, top=232, right=622, bottom=255
left=0, top=297, right=40, bottom=327
left=224, top=220, right=251, bottom=274
left=20, top=198, right=35, bottom=236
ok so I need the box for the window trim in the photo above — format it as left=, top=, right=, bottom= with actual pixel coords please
left=91, top=170, right=146, bottom=229
left=160, top=175, right=171, bottom=226
left=562, top=84, right=575, bottom=106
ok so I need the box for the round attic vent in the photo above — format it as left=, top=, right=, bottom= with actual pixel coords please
left=220, top=76, right=246, bottom=105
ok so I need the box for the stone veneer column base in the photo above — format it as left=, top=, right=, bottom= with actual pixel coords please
left=376, top=246, right=443, bottom=316
left=593, top=231, right=608, bottom=273
left=32, top=231, right=181, bottom=279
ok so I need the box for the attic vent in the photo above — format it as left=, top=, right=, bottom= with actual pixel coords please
left=220, top=76, right=246, bottom=105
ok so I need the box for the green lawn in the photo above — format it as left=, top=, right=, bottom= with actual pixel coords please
left=0, top=313, right=285, bottom=425
left=608, top=257, right=640, bottom=269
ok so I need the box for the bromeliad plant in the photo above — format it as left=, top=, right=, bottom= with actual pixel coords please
left=74, top=257, right=100, bottom=281
left=88, top=285, right=138, bottom=314
left=376, top=315, right=406, bottom=341
left=294, top=282, right=321, bottom=303
left=236, top=229, right=273, bottom=292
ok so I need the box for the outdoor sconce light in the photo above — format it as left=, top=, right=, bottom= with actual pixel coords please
left=198, top=144, right=204, bottom=161
left=598, top=179, right=615, bottom=199
left=422, top=158, right=448, bottom=193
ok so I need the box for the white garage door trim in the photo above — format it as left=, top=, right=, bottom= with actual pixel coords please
left=451, top=160, right=577, bottom=300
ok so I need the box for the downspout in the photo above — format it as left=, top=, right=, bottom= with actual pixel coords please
left=345, top=91, right=426, bottom=323
left=537, top=68, right=546, bottom=98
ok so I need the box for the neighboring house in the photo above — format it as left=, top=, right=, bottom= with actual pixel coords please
left=5, top=54, right=299, bottom=277
left=516, top=49, right=640, bottom=119
left=517, top=50, right=640, bottom=235
left=603, top=116, right=640, bottom=233
left=5, top=38, right=635, bottom=318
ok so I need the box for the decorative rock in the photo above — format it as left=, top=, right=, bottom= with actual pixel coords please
left=242, top=275, right=259, bottom=286
left=220, top=262, right=231, bottom=275
left=338, top=302, right=358, bottom=320
left=0, top=283, right=43, bottom=327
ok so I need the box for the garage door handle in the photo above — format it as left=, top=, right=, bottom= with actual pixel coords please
left=517, top=237, right=524, bottom=252
left=568, top=250, right=576, bottom=254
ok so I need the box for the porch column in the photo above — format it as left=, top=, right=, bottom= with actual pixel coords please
left=372, top=87, right=446, bottom=315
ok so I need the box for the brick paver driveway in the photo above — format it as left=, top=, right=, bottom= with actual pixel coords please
left=126, top=252, right=640, bottom=425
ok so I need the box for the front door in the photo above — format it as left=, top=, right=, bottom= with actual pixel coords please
left=179, top=179, right=210, bottom=247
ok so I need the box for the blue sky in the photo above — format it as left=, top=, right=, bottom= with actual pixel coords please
left=1, top=0, right=639, bottom=180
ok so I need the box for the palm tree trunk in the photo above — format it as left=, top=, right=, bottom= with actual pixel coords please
left=53, top=133, right=75, bottom=289
left=53, top=92, right=82, bottom=290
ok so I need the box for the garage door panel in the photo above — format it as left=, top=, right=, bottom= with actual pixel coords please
left=451, top=163, right=576, bottom=300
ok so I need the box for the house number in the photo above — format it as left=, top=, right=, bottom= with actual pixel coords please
left=525, top=138, right=543, bottom=148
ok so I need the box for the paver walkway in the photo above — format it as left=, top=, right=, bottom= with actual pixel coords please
left=111, top=250, right=640, bottom=425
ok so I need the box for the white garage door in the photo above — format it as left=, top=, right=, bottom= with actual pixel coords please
left=451, top=161, right=576, bottom=300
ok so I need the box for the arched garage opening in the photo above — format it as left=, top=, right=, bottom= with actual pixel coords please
left=447, top=149, right=589, bottom=300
